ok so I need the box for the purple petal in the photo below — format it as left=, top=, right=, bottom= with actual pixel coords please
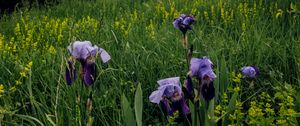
left=182, top=16, right=195, bottom=26
left=160, top=99, right=172, bottom=116
left=99, top=48, right=111, bottom=63
left=190, top=57, right=216, bottom=80
left=157, top=77, right=180, bottom=86
left=157, top=77, right=182, bottom=98
left=200, top=81, right=215, bottom=101
left=241, top=66, right=258, bottom=78
left=84, top=60, right=97, bottom=86
left=173, top=18, right=182, bottom=28
left=179, top=99, right=190, bottom=115
left=149, top=89, right=165, bottom=104
left=158, top=84, right=182, bottom=99
left=65, top=60, right=76, bottom=85
left=171, top=98, right=190, bottom=115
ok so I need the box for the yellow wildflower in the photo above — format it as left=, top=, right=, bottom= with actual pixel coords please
left=20, top=71, right=27, bottom=77
left=27, top=61, right=33, bottom=68
left=232, top=72, right=242, bottom=83
left=0, top=84, right=4, bottom=96
left=48, top=45, right=57, bottom=55
left=234, top=87, right=240, bottom=92
left=16, top=80, right=21, bottom=85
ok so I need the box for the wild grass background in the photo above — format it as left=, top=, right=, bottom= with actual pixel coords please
left=0, top=0, right=300, bottom=125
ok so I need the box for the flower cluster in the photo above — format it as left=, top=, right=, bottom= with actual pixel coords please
left=149, top=77, right=190, bottom=117
left=65, top=41, right=111, bottom=86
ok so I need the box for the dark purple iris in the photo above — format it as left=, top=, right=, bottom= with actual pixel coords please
left=173, top=14, right=195, bottom=34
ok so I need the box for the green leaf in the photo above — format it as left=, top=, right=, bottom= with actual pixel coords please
left=134, top=83, right=143, bottom=126
left=46, top=114, right=56, bottom=126
left=15, top=114, right=44, bottom=126
left=122, top=94, right=136, bottom=126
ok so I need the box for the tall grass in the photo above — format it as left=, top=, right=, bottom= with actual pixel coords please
left=0, top=0, right=299, bottom=125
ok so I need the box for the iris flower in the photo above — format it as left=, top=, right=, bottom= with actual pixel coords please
left=149, top=77, right=190, bottom=116
left=188, top=56, right=216, bottom=101
left=65, top=41, right=111, bottom=86
left=173, top=14, right=195, bottom=34
left=241, top=66, right=259, bottom=78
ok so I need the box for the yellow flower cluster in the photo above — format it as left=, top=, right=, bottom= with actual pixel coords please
left=146, top=20, right=156, bottom=39
left=214, top=93, right=228, bottom=118
left=231, top=71, right=242, bottom=84
left=155, top=1, right=179, bottom=23
left=248, top=101, right=264, bottom=124
left=114, top=9, right=143, bottom=38
left=20, top=61, right=33, bottom=78
left=74, top=16, right=99, bottom=36
left=228, top=101, right=244, bottom=125
left=0, top=84, right=4, bottom=97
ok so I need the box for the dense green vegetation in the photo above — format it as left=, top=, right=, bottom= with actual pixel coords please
left=0, top=0, right=299, bottom=125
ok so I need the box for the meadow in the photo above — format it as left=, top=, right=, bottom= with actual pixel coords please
left=0, top=0, right=300, bottom=125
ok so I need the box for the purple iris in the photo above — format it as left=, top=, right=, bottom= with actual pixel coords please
left=149, top=77, right=190, bottom=116
left=189, top=56, right=216, bottom=101
left=190, top=56, right=216, bottom=80
left=173, top=14, right=195, bottom=34
left=65, top=41, right=111, bottom=86
left=241, top=66, right=259, bottom=78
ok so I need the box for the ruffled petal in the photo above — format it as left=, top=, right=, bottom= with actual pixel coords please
left=160, top=99, right=172, bottom=116
left=149, top=90, right=164, bottom=104
left=99, top=48, right=111, bottom=63
left=157, top=77, right=180, bottom=86
left=179, top=98, right=190, bottom=115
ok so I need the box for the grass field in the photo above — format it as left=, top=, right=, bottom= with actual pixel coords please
left=0, top=0, right=300, bottom=125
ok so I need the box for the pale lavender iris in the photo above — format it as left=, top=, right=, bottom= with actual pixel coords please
left=241, top=66, right=259, bottom=78
left=173, top=14, right=195, bottom=34
left=65, top=41, right=111, bottom=86
left=149, top=77, right=190, bottom=116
